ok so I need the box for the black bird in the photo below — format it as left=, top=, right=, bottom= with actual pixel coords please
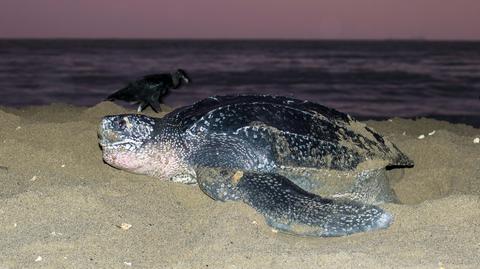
left=107, top=69, right=191, bottom=112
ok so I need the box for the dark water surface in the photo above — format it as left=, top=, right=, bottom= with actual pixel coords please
left=0, top=39, right=479, bottom=126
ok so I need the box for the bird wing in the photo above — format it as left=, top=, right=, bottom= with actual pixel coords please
left=142, top=74, right=173, bottom=88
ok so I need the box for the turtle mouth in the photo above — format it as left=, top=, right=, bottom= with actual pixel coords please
left=98, top=122, right=141, bottom=151
left=98, top=133, right=144, bottom=171
left=99, top=138, right=142, bottom=151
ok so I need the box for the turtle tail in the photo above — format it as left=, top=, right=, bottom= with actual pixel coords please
left=197, top=168, right=392, bottom=237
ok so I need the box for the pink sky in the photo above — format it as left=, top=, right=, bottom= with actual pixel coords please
left=1, top=0, right=480, bottom=39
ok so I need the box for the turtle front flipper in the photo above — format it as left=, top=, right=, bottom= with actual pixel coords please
left=196, top=168, right=392, bottom=237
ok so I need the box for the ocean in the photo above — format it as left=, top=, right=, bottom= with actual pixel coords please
left=0, top=39, right=479, bottom=126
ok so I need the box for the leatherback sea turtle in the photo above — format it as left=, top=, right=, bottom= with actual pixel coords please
left=107, top=69, right=191, bottom=112
left=98, top=95, right=413, bottom=237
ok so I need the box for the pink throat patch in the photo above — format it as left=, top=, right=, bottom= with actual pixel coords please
left=102, top=148, right=143, bottom=172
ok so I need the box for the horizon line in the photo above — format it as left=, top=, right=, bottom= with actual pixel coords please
left=1, top=37, right=480, bottom=42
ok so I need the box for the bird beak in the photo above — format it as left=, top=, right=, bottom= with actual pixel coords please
left=182, top=76, right=191, bottom=84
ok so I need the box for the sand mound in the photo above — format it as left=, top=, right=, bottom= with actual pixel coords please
left=0, top=103, right=479, bottom=268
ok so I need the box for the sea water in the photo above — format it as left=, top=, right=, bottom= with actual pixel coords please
left=0, top=39, right=479, bottom=126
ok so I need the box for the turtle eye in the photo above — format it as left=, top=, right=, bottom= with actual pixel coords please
left=118, top=119, right=126, bottom=127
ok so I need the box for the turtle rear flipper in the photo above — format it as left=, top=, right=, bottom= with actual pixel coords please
left=197, top=168, right=392, bottom=237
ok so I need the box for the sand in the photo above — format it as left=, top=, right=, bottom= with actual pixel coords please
left=0, top=102, right=479, bottom=268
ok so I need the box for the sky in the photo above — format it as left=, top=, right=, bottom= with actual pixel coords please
left=1, top=0, right=480, bottom=40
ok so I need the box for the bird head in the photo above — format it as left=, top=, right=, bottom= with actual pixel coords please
left=175, top=69, right=191, bottom=85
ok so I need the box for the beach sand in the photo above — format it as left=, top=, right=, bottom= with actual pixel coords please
left=0, top=102, right=479, bottom=268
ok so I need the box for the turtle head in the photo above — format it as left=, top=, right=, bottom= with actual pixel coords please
left=98, top=114, right=157, bottom=173
left=98, top=114, right=196, bottom=183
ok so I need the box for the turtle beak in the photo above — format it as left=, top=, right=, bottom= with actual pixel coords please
left=98, top=130, right=118, bottom=148
left=98, top=116, right=121, bottom=148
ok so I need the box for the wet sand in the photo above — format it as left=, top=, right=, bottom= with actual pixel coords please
left=0, top=102, right=479, bottom=268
